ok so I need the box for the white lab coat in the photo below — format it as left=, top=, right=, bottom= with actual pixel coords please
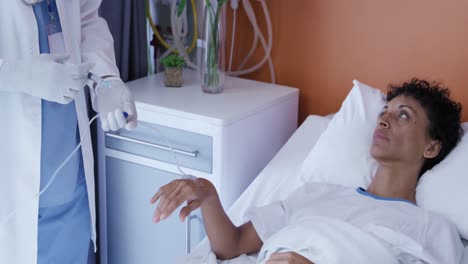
left=0, top=0, right=119, bottom=263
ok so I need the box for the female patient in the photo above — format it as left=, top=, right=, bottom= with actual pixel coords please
left=150, top=79, right=464, bottom=263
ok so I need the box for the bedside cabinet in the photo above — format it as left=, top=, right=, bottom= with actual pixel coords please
left=97, top=70, right=299, bottom=264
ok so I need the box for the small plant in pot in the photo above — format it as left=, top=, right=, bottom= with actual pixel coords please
left=161, top=53, right=185, bottom=87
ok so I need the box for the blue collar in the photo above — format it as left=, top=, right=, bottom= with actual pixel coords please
left=356, top=187, right=416, bottom=206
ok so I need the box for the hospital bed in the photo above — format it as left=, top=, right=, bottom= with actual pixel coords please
left=179, top=115, right=468, bottom=263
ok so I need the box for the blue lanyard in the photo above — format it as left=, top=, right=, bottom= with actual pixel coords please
left=46, top=0, right=57, bottom=27
left=33, top=0, right=62, bottom=36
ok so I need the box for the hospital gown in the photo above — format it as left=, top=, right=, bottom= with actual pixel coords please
left=33, top=1, right=91, bottom=263
left=247, top=183, right=464, bottom=263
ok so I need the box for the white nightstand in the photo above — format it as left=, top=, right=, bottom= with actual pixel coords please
left=97, top=70, right=299, bottom=264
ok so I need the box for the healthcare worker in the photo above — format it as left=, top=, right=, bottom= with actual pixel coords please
left=0, top=0, right=137, bottom=263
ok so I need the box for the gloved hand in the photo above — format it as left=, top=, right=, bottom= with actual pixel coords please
left=91, top=77, right=138, bottom=131
left=0, top=54, right=93, bottom=104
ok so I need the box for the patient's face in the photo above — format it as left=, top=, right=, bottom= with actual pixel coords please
left=370, top=95, right=434, bottom=166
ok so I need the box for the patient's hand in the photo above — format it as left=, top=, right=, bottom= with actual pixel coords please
left=150, top=177, right=216, bottom=223
left=266, top=252, right=314, bottom=264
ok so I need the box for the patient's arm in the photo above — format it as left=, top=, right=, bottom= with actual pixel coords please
left=150, top=178, right=263, bottom=260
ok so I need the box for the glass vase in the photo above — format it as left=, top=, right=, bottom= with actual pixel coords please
left=200, top=0, right=226, bottom=94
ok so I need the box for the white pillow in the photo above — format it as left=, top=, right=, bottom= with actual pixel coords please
left=416, top=123, right=468, bottom=239
left=300, top=80, right=468, bottom=239
left=299, top=80, right=384, bottom=187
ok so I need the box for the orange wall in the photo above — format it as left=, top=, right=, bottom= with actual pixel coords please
left=226, top=0, right=468, bottom=123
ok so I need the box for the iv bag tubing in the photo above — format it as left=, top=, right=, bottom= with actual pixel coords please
left=228, top=7, right=237, bottom=72
left=228, top=0, right=275, bottom=83
left=170, top=0, right=199, bottom=70
left=1, top=113, right=190, bottom=223
left=145, top=0, right=198, bottom=55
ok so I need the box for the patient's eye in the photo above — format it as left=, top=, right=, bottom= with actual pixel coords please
left=398, top=111, right=409, bottom=120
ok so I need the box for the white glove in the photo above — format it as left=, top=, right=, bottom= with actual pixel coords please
left=0, top=54, right=93, bottom=104
left=91, top=77, right=138, bottom=131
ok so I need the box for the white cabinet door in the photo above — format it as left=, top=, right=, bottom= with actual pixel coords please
left=106, top=157, right=204, bottom=264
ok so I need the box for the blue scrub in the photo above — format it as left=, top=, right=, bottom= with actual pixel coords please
left=33, top=1, right=91, bottom=263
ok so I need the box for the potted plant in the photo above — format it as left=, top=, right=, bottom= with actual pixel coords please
left=161, top=53, right=185, bottom=87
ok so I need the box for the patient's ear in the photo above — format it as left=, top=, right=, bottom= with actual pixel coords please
left=423, top=140, right=442, bottom=159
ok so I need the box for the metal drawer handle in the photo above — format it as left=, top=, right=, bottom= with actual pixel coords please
left=186, top=214, right=198, bottom=254
left=106, top=133, right=199, bottom=157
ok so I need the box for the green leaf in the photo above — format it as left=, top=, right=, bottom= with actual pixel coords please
left=218, top=0, right=228, bottom=6
left=177, top=0, right=187, bottom=17
left=161, top=53, right=185, bottom=68
left=205, top=0, right=212, bottom=9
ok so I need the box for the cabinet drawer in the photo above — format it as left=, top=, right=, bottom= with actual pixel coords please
left=106, top=157, right=205, bottom=264
left=106, top=121, right=213, bottom=173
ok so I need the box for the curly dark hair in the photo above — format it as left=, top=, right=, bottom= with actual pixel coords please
left=386, top=78, right=464, bottom=177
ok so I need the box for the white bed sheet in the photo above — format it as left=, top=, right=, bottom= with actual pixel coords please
left=181, top=115, right=468, bottom=263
